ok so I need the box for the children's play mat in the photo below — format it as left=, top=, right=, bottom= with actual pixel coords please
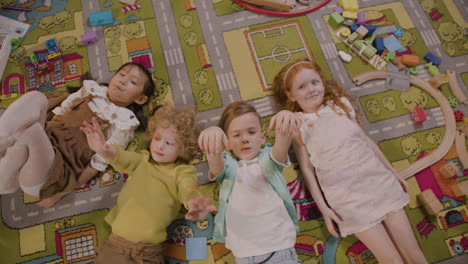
left=0, top=0, right=467, bottom=263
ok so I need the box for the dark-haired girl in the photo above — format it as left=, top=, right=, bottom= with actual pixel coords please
left=0, top=62, right=155, bottom=208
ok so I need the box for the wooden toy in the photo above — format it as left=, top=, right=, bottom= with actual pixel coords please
left=439, top=162, right=460, bottom=178
left=418, top=189, right=443, bottom=215
left=429, top=74, right=448, bottom=89
left=451, top=181, right=468, bottom=197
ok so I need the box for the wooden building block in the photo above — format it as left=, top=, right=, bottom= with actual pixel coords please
left=419, top=189, right=438, bottom=204
left=439, top=162, right=461, bottom=178
left=423, top=199, right=444, bottom=215
left=452, top=181, right=468, bottom=197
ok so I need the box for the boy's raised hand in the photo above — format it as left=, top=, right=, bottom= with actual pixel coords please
left=198, top=126, right=229, bottom=155
left=185, top=195, right=217, bottom=221
left=268, top=110, right=302, bottom=137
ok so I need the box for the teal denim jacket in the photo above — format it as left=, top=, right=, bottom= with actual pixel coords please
left=212, top=144, right=299, bottom=243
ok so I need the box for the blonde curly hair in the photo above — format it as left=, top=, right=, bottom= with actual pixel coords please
left=147, top=105, right=201, bottom=163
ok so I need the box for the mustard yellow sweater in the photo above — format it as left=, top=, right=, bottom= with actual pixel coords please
left=105, top=146, right=201, bottom=243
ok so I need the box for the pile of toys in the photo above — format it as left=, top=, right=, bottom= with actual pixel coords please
left=328, top=0, right=442, bottom=75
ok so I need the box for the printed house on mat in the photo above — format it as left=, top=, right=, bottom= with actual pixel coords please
left=127, top=37, right=154, bottom=70
left=24, top=50, right=83, bottom=92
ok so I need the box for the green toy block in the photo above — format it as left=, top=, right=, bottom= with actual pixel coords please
left=328, top=12, right=345, bottom=28
left=409, top=66, right=419, bottom=75
left=426, top=63, right=440, bottom=76
left=384, top=52, right=395, bottom=62
left=448, top=96, right=458, bottom=107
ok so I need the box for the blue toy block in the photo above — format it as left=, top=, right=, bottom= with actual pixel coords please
left=393, top=27, right=404, bottom=37
left=186, top=237, right=207, bottom=260
left=373, top=37, right=385, bottom=54
left=350, top=24, right=359, bottom=32
left=364, top=25, right=378, bottom=36
left=372, top=24, right=396, bottom=36
left=424, top=52, right=441, bottom=66
left=89, top=10, right=114, bottom=27
left=383, top=35, right=403, bottom=52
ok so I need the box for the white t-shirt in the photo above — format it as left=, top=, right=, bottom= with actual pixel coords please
left=225, top=157, right=296, bottom=258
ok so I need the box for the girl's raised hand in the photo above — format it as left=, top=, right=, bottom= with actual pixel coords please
left=268, top=110, right=302, bottom=137
left=198, top=126, right=229, bottom=155
left=80, top=117, right=107, bottom=153
left=185, top=195, right=217, bottom=221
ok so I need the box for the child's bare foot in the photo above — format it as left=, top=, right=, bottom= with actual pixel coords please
left=0, top=135, right=15, bottom=158
left=37, top=191, right=71, bottom=208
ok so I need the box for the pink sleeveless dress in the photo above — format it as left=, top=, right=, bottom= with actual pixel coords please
left=297, top=98, right=409, bottom=237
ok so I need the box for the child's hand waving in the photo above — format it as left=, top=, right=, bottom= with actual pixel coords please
left=80, top=117, right=116, bottom=161
left=198, top=126, right=229, bottom=154
left=185, top=195, right=217, bottom=220
left=268, top=110, right=302, bottom=137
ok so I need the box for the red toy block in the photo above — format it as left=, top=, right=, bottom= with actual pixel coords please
left=410, top=107, right=426, bottom=124
left=454, top=110, right=465, bottom=121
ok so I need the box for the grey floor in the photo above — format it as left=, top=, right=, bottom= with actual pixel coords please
left=436, top=254, right=468, bottom=264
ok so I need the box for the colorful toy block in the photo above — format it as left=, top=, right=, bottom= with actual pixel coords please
left=451, top=181, right=468, bottom=197
left=409, top=66, right=419, bottom=75
left=418, top=189, right=443, bottom=215
left=440, top=162, right=461, bottom=178
left=339, top=27, right=351, bottom=38
left=448, top=96, right=459, bottom=107
left=425, top=62, right=440, bottom=76
left=338, top=50, right=352, bottom=62
left=89, top=10, right=114, bottom=27
left=424, top=52, right=441, bottom=66
left=335, top=6, right=344, bottom=14
left=383, top=51, right=396, bottom=62
left=80, top=31, right=98, bottom=45
left=393, top=27, right=404, bottom=37
left=373, top=37, right=385, bottom=54
left=454, top=110, right=465, bottom=121
left=383, top=35, right=403, bottom=52
left=343, top=18, right=355, bottom=27
left=357, top=11, right=365, bottom=25
left=401, top=54, right=420, bottom=67
left=328, top=12, right=345, bottom=28
left=355, top=25, right=369, bottom=39
left=410, top=107, right=426, bottom=124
